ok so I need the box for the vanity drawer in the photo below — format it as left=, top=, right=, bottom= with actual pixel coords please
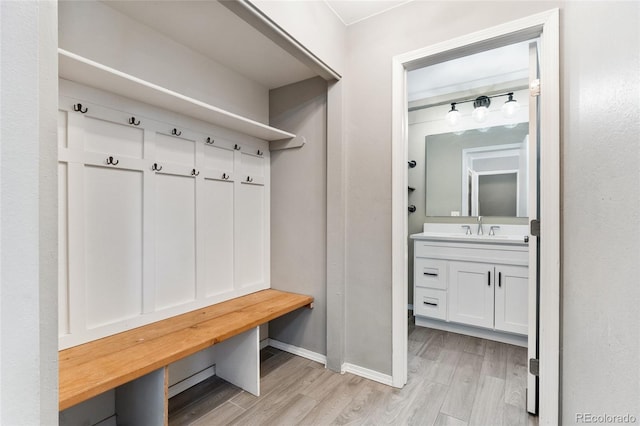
left=414, top=258, right=448, bottom=290
left=414, top=288, right=447, bottom=320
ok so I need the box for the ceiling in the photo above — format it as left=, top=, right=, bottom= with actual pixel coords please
left=324, top=0, right=414, bottom=25
left=407, top=40, right=534, bottom=103
left=104, top=1, right=317, bottom=89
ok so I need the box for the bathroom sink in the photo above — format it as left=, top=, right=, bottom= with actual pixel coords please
left=410, top=223, right=529, bottom=245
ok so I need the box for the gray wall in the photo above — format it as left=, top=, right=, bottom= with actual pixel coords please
left=269, top=77, right=328, bottom=355
left=344, top=1, right=640, bottom=421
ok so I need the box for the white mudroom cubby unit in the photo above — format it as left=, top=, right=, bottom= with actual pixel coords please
left=58, top=74, right=282, bottom=350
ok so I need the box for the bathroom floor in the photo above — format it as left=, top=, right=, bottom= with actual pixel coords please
left=169, top=320, right=537, bottom=425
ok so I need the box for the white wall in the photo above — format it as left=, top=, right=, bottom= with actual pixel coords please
left=343, top=1, right=640, bottom=421
left=58, top=0, right=269, bottom=123
left=0, top=1, right=59, bottom=424
left=251, top=0, right=346, bottom=76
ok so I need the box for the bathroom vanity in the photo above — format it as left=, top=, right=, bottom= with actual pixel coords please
left=410, top=223, right=529, bottom=346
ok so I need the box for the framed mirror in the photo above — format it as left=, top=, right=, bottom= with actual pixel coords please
left=425, top=122, right=529, bottom=217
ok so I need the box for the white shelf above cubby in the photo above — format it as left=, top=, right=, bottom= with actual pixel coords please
left=58, top=49, right=296, bottom=142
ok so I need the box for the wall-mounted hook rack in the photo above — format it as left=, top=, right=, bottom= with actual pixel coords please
left=205, top=137, right=215, bottom=145
left=106, top=156, right=119, bottom=166
left=128, top=116, right=140, bottom=126
left=151, top=163, right=162, bottom=171
left=408, top=160, right=417, bottom=168
left=73, top=103, right=88, bottom=113
left=191, top=169, right=200, bottom=176
left=172, top=128, right=182, bottom=136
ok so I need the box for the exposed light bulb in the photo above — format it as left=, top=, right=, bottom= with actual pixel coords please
left=472, top=96, right=491, bottom=123
left=472, top=106, right=489, bottom=123
left=445, top=103, right=461, bottom=127
left=502, top=93, right=520, bottom=118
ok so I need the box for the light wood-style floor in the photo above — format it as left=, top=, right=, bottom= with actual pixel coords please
left=169, top=321, right=538, bottom=425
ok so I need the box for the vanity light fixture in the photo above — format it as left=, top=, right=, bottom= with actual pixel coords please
left=472, top=95, right=491, bottom=123
left=443, top=91, right=521, bottom=126
left=501, top=92, right=521, bottom=118
left=446, top=103, right=461, bottom=127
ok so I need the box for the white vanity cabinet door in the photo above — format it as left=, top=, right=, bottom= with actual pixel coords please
left=448, top=261, right=494, bottom=329
left=494, top=265, right=528, bottom=335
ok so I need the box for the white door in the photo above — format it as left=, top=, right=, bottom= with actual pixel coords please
left=448, top=261, right=494, bottom=329
left=527, top=40, right=540, bottom=414
left=495, top=265, right=529, bottom=335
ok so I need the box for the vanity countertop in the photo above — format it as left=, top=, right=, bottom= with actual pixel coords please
left=410, top=223, right=529, bottom=246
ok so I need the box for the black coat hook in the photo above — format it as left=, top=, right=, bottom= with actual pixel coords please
left=246, top=176, right=253, bottom=183
left=172, top=128, right=182, bottom=136
left=106, top=156, right=119, bottom=166
left=257, top=150, right=263, bottom=156
left=408, top=160, right=417, bottom=168
left=151, top=163, right=162, bottom=171
left=206, top=137, right=215, bottom=145
left=222, top=173, right=229, bottom=180
left=191, top=169, right=200, bottom=176
left=129, top=116, right=141, bottom=126
left=73, top=103, right=88, bottom=113
left=234, top=144, right=241, bottom=150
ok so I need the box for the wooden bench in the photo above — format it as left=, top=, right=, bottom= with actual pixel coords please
left=59, top=289, right=313, bottom=423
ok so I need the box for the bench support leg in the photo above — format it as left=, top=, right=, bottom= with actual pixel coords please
left=215, top=326, right=260, bottom=396
left=116, top=367, right=167, bottom=426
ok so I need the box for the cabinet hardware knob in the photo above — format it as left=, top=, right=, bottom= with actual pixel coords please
left=151, top=163, right=162, bottom=171
left=206, top=137, right=214, bottom=144
left=408, top=205, right=416, bottom=213
left=106, top=156, right=119, bottom=166
left=129, top=116, right=140, bottom=126
left=73, top=103, right=88, bottom=113
left=172, top=128, right=182, bottom=136
left=191, top=169, right=199, bottom=176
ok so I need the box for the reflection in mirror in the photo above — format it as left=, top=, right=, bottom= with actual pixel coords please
left=425, top=123, right=529, bottom=217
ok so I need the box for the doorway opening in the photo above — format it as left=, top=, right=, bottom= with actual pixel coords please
left=391, top=9, right=559, bottom=425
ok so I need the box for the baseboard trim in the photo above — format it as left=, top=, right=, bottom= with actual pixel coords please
left=341, top=363, right=393, bottom=387
left=267, top=339, right=327, bottom=366
left=415, top=316, right=528, bottom=347
left=167, top=365, right=216, bottom=398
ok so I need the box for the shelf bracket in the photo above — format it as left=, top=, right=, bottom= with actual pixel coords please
left=270, top=135, right=306, bottom=151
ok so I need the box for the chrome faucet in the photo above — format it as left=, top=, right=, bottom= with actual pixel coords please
left=477, top=216, right=484, bottom=235
left=489, top=225, right=500, bottom=236
left=461, top=225, right=472, bottom=235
